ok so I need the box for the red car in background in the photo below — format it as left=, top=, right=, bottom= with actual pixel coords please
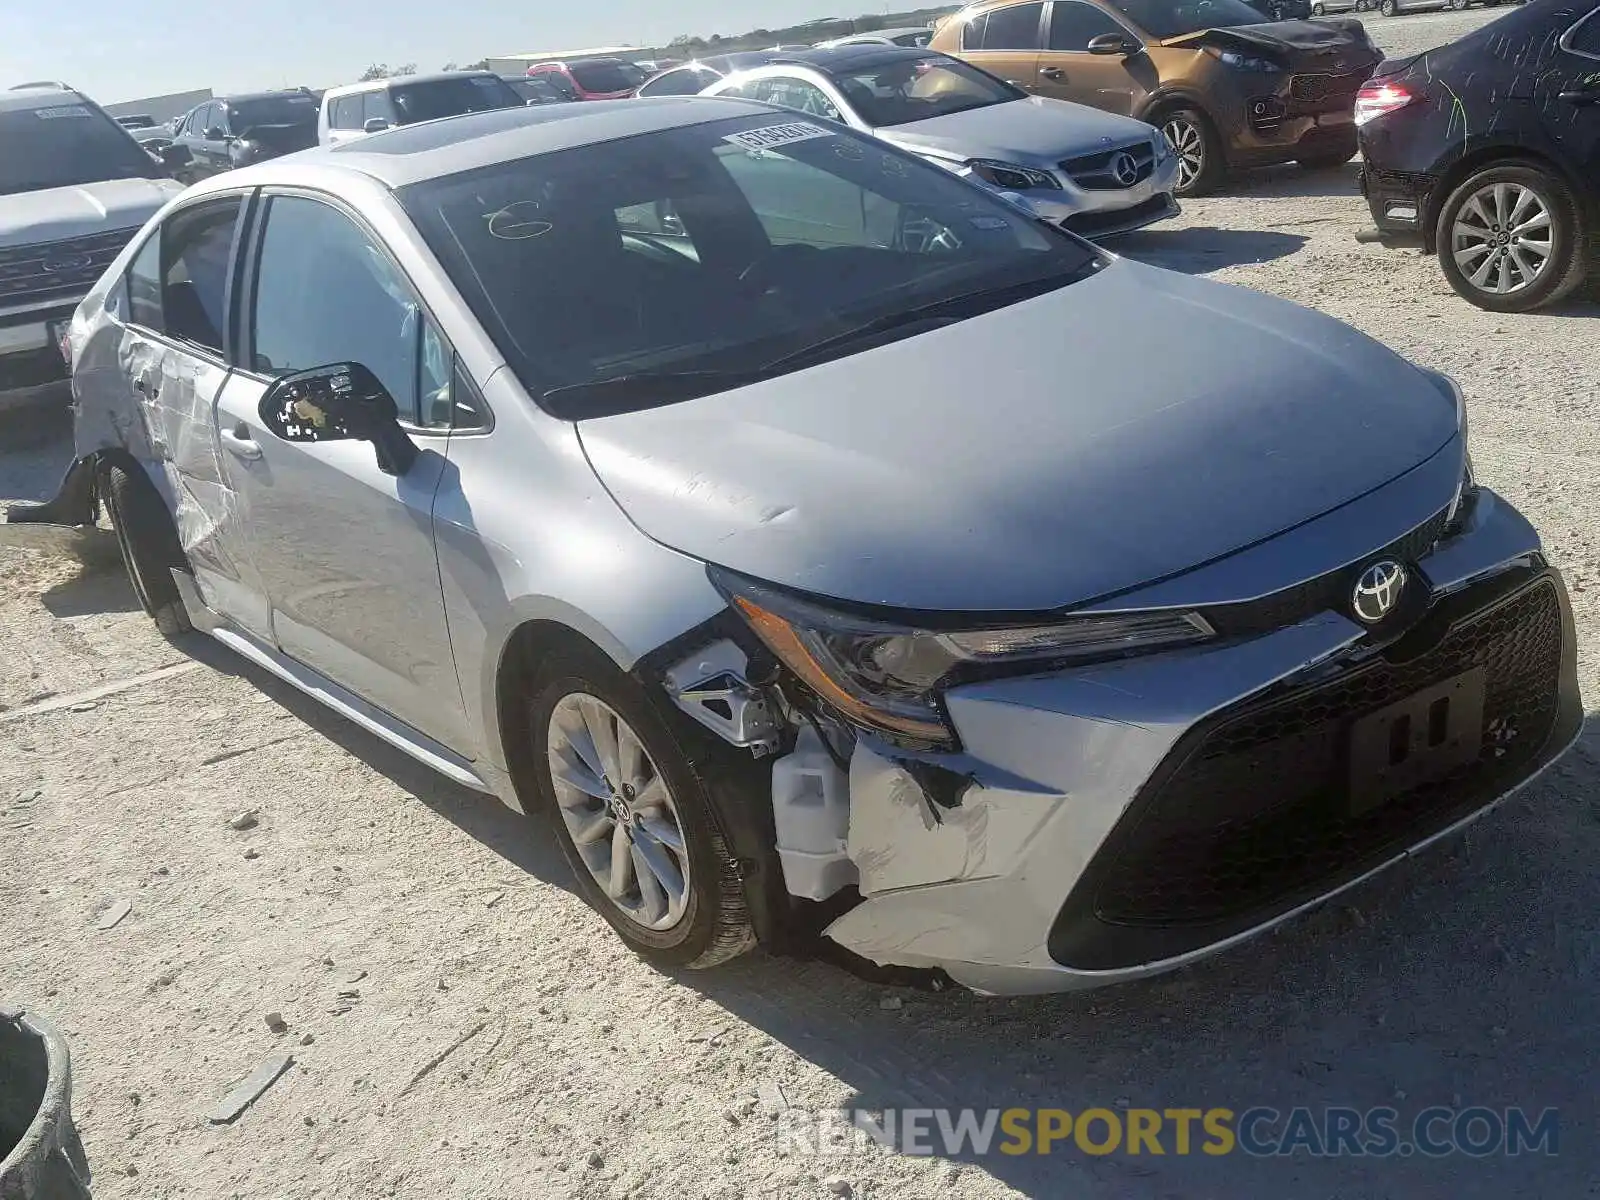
left=525, top=57, right=647, bottom=101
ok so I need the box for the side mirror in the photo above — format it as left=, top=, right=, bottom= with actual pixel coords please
left=1087, top=32, right=1139, bottom=55
left=159, top=143, right=192, bottom=169
left=259, top=362, right=418, bottom=476
left=362, top=117, right=392, bottom=133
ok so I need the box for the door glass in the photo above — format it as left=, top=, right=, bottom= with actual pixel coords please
left=1048, top=1, right=1126, bottom=49
left=363, top=91, right=397, bottom=126
left=250, top=195, right=420, bottom=421
left=331, top=96, right=362, bottom=129
left=961, top=12, right=990, bottom=48
left=149, top=198, right=242, bottom=353
left=418, top=319, right=453, bottom=428
left=1567, top=11, right=1600, bottom=55
left=125, top=234, right=163, bottom=330
left=975, top=2, right=1044, bottom=49
left=754, top=77, right=844, bottom=121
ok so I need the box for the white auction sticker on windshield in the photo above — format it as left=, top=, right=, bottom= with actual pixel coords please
left=723, top=122, right=833, bottom=152
left=37, top=105, right=92, bottom=119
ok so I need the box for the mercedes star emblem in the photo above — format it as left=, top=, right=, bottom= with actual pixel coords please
left=1352, top=560, right=1407, bottom=624
left=1111, top=151, right=1140, bottom=187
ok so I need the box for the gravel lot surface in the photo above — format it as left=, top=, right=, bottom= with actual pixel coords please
left=3, top=10, right=1596, bottom=1197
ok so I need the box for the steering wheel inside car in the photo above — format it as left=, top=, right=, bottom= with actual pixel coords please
left=896, top=208, right=964, bottom=254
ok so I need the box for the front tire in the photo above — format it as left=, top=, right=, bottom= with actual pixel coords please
left=1378, top=0, right=1397, bottom=14
left=1435, top=163, right=1586, bottom=313
left=526, top=651, right=756, bottom=970
left=1311, top=2, right=1326, bottom=13
left=101, top=460, right=192, bottom=636
left=1159, top=108, right=1224, bottom=197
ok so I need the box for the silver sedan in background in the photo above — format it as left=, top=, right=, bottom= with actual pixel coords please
left=698, top=45, right=1181, bottom=239
left=5, top=99, right=1578, bottom=995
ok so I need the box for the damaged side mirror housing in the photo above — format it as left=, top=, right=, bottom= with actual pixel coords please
left=259, top=362, right=419, bottom=477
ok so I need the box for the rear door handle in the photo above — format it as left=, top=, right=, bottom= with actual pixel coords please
left=1558, top=88, right=1600, bottom=106
left=1041, top=67, right=1066, bottom=80
left=220, top=423, right=262, bottom=461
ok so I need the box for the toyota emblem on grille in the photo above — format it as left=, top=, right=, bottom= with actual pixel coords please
left=1111, top=152, right=1140, bottom=187
left=1352, top=560, right=1406, bottom=623
left=41, top=254, right=92, bottom=274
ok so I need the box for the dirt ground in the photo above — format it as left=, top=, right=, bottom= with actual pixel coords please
left=3, top=11, right=1597, bottom=1197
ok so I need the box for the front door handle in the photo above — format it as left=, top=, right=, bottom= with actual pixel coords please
left=220, top=424, right=262, bottom=461
left=1041, top=66, right=1066, bottom=80
left=1558, top=88, right=1600, bottom=106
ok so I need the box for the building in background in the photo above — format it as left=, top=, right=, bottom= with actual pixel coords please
left=102, top=88, right=212, bottom=125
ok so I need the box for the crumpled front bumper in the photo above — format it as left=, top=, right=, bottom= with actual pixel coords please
left=824, top=488, right=1580, bottom=995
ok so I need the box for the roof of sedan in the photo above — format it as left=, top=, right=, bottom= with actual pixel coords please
left=254, top=96, right=779, bottom=189
left=767, top=44, right=935, bottom=72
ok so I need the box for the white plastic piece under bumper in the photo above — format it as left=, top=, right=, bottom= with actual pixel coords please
left=823, top=488, right=1579, bottom=994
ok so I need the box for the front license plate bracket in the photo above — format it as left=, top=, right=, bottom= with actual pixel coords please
left=1348, top=667, right=1486, bottom=816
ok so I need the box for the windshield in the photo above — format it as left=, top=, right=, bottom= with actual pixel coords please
left=391, top=76, right=523, bottom=123
left=834, top=57, right=1022, bottom=127
left=399, top=114, right=1096, bottom=416
left=1107, top=0, right=1268, bottom=37
left=0, top=102, right=161, bottom=195
left=229, top=95, right=318, bottom=130
left=569, top=61, right=639, bottom=93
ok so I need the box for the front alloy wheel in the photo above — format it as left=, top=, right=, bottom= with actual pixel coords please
left=1160, top=110, right=1220, bottom=196
left=548, top=693, right=692, bottom=931
left=1437, top=165, right=1585, bottom=312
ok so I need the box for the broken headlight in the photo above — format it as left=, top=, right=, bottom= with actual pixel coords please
left=712, top=569, right=1213, bottom=748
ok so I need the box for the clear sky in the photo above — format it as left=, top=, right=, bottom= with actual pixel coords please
left=1, top=0, right=856, bottom=104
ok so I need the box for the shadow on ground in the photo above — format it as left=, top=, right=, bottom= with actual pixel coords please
left=1112, top=226, right=1310, bottom=273
left=175, top=631, right=577, bottom=894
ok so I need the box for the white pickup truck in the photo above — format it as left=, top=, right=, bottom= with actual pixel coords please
left=0, top=82, right=184, bottom=410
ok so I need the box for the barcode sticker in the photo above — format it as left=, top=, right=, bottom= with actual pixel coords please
left=722, top=121, right=833, bottom=152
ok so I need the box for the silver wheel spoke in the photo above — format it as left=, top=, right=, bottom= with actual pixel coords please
left=1453, top=242, right=1491, bottom=267
left=608, top=823, right=635, bottom=898
left=1492, top=182, right=1512, bottom=227
left=1509, top=246, right=1539, bottom=282
left=1454, top=182, right=1553, bottom=295
left=638, top=815, right=686, bottom=854
left=1461, top=195, right=1492, bottom=231
left=1466, top=252, right=1497, bottom=288
left=546, top=691, right=694, bottom=933
left=1512, top=211, right=1550, bottom=236
left=1507, top=185, right=1537, bottom=228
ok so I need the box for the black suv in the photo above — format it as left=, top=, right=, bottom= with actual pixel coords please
left=169, top=89, right=320, bottom=183
left=1356, top=0, right=1600, bottom=312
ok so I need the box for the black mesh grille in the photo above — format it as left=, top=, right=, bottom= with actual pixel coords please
left=0, top=227, right=138, bottom=308
left=1092, top=577, right=1563, bottom=928
left=1289, top=69, right=1369, bottom=104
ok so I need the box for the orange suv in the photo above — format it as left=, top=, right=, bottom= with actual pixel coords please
left=930, top=0, right=1381, bottom=194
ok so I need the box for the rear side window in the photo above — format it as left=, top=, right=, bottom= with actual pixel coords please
left=364, top=91, right=397, bottom=126
left=329, top=95, right=363, bottom=130
left=124, top=197, right=242, bottom=354
left=1567, top=10, right=1600, bottom=55
left=638, top=68, right=713, bottom=97
left=967, top=2, right=1044, bottom=48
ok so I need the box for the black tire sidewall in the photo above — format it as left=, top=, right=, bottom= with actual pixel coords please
left=102, top=462, right=190, bottom=631
left=524, top=656, right=737, bottom=967
left=1436, top=164, right=1582, bottom=313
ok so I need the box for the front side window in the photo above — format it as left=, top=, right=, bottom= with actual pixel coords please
left=389, top=76, right=522, bottom=124
left=831, top=57, right=1023, bottom=126
left=1108, top=0, right=1267, bottom=37
left=123, top=197, right=242, bottom=353
left=0, top=100, right=163, bottom=195
left=968, top=2, right=1044, bottom=48
left=399, top=114, right=1094, bottom=417
left=250, top=195, right=420, bottom=421
left=1048, top=1, right=1129, bottom=49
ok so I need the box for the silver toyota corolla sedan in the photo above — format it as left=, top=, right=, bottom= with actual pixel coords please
left=6, top=98, right=1578, bottom=995
left=697, top=46, right=1180, bottom=240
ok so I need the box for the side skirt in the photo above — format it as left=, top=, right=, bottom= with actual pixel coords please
left=172, top=569, right=494, bottom=795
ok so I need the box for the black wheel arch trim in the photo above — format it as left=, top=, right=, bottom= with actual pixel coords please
left=1422, top=136, right=1594, bottom=255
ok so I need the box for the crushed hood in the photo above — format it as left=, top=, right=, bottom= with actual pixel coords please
left=1163, top=17, right=1377, bottom=60
left=0, top=178, right=181, bottom=250
left=577, top=260, right=1457, bottom=614
left=875, top=97, right=1155, bottom=165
